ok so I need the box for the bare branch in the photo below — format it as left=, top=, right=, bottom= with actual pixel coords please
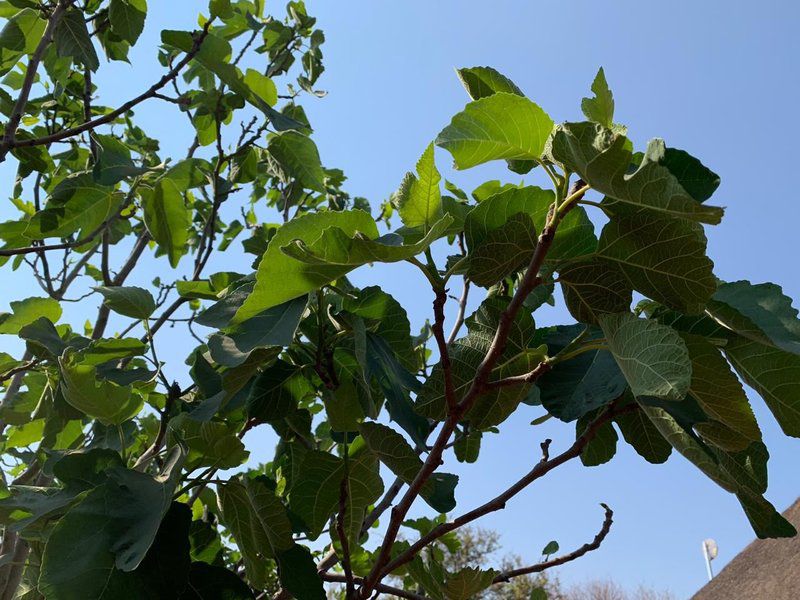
left=446, top=278, right=470, bottom=344
left=492, top=504, right=614, bottom=583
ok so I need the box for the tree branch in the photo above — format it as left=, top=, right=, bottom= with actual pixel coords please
left=492, top=504, right=614, bottom=583
left=321, top=574, right=427, bottom=600
left=3, top=20, right=214, bottom=152
left=381, top=402, right=633, bottom=576
left=0, top=1, right=70, bottom=162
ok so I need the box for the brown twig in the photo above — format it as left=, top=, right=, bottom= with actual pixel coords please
left=492, top=504, right=614, bottom=582
left=381, top=403, right=634, bottom=576
left=321, top=574, right=427, bottom=600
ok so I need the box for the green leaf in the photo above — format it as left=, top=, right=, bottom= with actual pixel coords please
left=454, top=430, right=481, bottom=463
left=615, top=403, right=671, bottom=463
left=209, top=296, right=307, bottom=367
left=243, top=68, right=278, bottom=106
left=724, top=337, right=800, bottom=437
left=92, top=134, right=145, bottom=185
left=246, top=359, right=313, bottom=422
left=169, top=413, right=248, bottom=470
left=599, top=313, right=691, bottom=400
left=436, top=93, right=554, bottom=169
left=94, top=285, right=155, bottom=319
left=578, top=410, right=618, bottom=466
left=456, top=66, right=523, bottom=100
left=707, top=280, right=800, bottom=355
left=581, top=67, right=614, bottom=127
left=143, top=177, right=191, bottom=268
left=339, top=452, right=384, bottom=545
left=274, top=544, right=326, bottom=600
left=442, top=567, right=499, bottom=600
left=0, top=296, right=61, bottom=334
left=26, top=175, right=121, bottom=241
left=208, top=0, right=233, bottom=19
left=180, top=562, right=255, bottom=599
left=641, top=405, right=795, bottom=538
left=538, top=325, right=627, bottom=422
left=286, top=449, right=342, bottom=538
left=551, top=122, right=724, bottom=224
left=467, top=212, right=537, bottom=287
left=416, top=298, right=546, bottom=428
left=660, top=147, right=720, bottom=203
left=683, top=334, right=761, bottom=443
left=0, top=8, right=46, bottom=75
left=54, top=8, right=99, bottom=71
left=108, top=0, right=147, bottom=45
left=282, top=214, right=453, bottom=268
left=359, top=421, right=458, bottom=513
left=393, top=142, right=443, bottom=231
left=597, top=212, right=716, bottom=314
left=464, top=186, right=596, bottom=263
left=541, top=540, right=560, bottom=556
left=234, top=210, right=378, bottom=322
left=559, top=258, right=632, bottom=324
left=342, top=286, right=416, bottom=371
left=217, top=476, right=297, bottom=589
left=268, top=131, right=326, bottom=193
left=59, top=348, right=143, bottom=425
left=39, top=464, right=183, bottom=598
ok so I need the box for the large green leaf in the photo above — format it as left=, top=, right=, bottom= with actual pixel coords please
left=456, top=66, right=523, bottom=99
left=26, top=175, right=121, bottom=241
left=94, top=285, right=156, bottom=320
left=208, top=296, right=307, bottom=367
left=577, top=409, right=618, bottom=466
left=464, top=186, right=596, bottom=263
left=342, top=286, right=416, bottom=370
left=581, top=67, right=614, bottom=128
left=53, top=8, right=99, bottom=71
left=393, top=142, right=443, bottom=231
left=359, top=421, right=458, bottom=513
left=108, top=0, right=147, bottom=45
left=180, top=562, right=255, bottom=599
left=143, top=177, right=191, bottom=268
left=286, top=450, right=342, bottom=538
left=234, top=210, right=378, bottom=322
left=642, top=404, right=795, bottom=538
left=0, top=8, right=46, bottom=75
left=169, top=414, right=248, bottom=470
left=0, top=296, right=61, bottom=334
left=559, top=258, right=632, bottom=324
left=683, top=334, right=761, bottom=444
left=39, top=461, right=184, bottom=598
left=92, top=134, right=146, bottom=185
left=707, top=280, right=800, bottom=355
left=599, top=313, right=691, bottom=401
left=268, top=131, right=326, bottom=193
left=551, top=122, right=724, bottom=224
left=59, top=348, right=143, bottom=425
left=246, top=359, right=313, bottom=423
left=597, top=212, right=716, bottom=314
left=436, top=93, right=554, bottom=169
left=219, top=479, right=326, bottom=600
left=725, top=337, right=800, bottom=437
left=538, top=325, right=626, bottom=422
left=615, top=403, right=671, bottom=463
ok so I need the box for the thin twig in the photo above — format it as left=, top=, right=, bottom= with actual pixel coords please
left=492, top=504, right=614, bottom=582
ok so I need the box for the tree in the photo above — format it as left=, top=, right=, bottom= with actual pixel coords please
left=0, top=1, right=797, bottom=599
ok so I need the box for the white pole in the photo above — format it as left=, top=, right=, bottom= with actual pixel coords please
left=702, top=541, right=715, bottom=581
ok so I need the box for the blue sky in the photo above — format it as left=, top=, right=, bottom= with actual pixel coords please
left=2, top=1, right=800, bottom=597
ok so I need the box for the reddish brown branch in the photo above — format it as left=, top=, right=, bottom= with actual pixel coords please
left=492, top=504, right=614, bottom=582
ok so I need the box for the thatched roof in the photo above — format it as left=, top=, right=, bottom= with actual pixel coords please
left=691, top=498, right=800, bottom=600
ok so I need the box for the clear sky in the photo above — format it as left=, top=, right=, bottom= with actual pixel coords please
left=2, top=1, right=800, bottom=597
